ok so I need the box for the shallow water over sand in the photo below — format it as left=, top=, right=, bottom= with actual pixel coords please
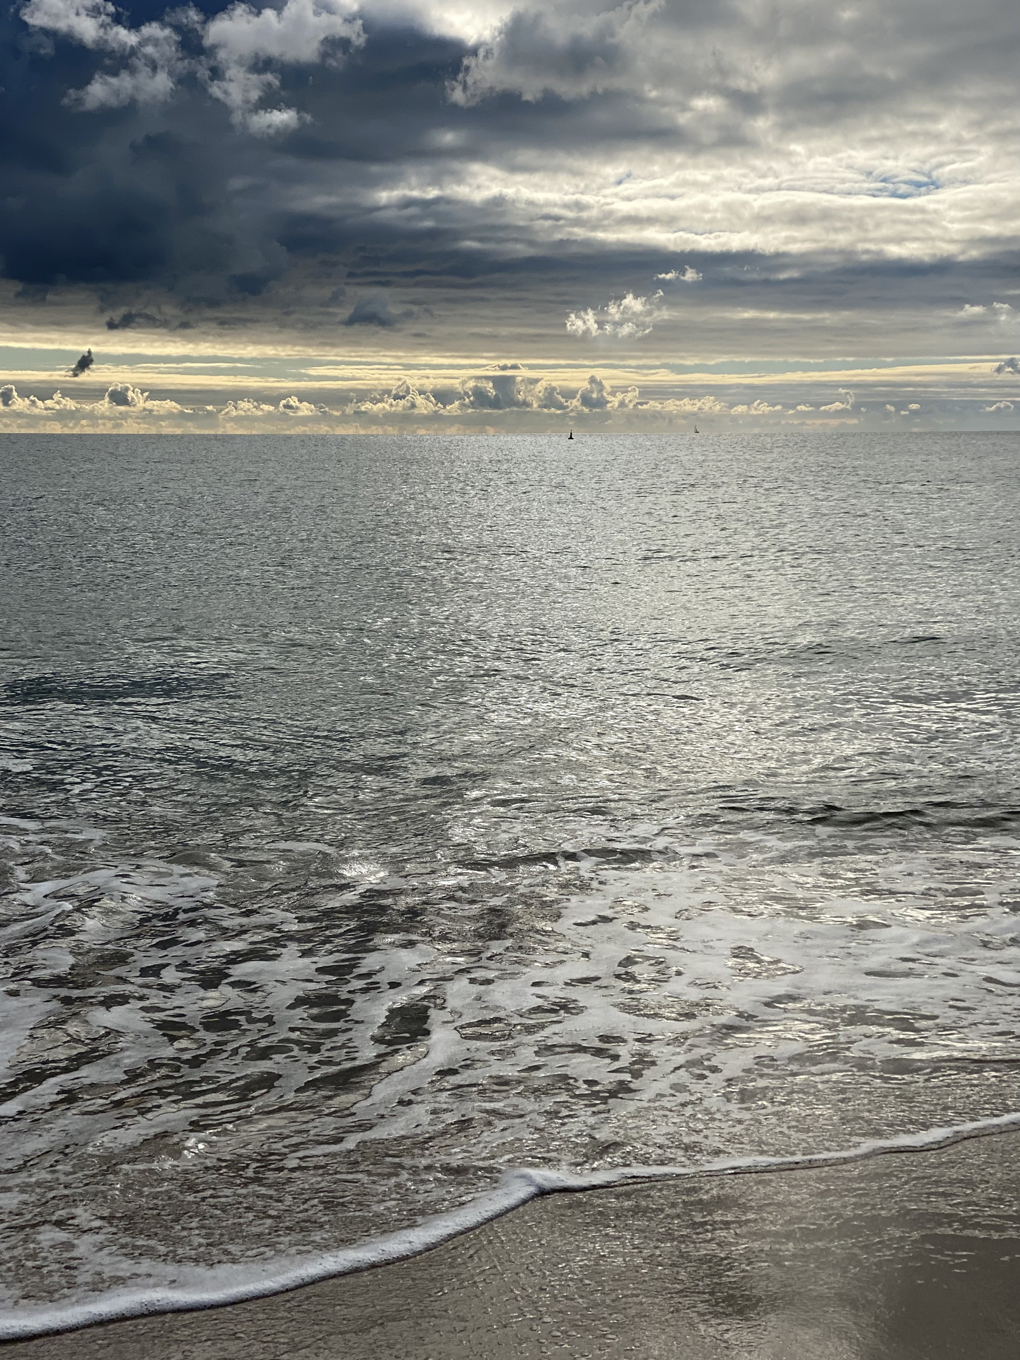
left=2, top=432, right=1019, bottom=1320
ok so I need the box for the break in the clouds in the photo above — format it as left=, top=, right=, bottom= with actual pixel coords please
left=1, top=0, right=1017, bottom=427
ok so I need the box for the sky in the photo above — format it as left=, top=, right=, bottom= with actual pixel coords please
left=0, top=0, right=1017, bottom=431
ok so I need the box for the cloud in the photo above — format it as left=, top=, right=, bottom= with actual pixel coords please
left=221, top=397, right=275, bottom=416
left=349, top=372, right=570, bottom=413
left=106, top=311, right=169, bottom=330
left=819, top=388, right=855, bottom=412
left=448, top=1, right=659, bottom=107
left=101, top=383, right=182, bottom=411
left=342, top=377, right=737, bottom=421
left=573, top=373, right=637, bottom=410
left=958, top=301, right=1017, bottom=325
left=2, top=0, right=1017, bottom=375
left=655, top=266, right=701, bottom=283
left=68, top=348, right=94, bottom=376
left=20, top=0, right=184, bottom=110
left=0, top=381, right=183, bottom=414
left=566, top=290, right=664, bottom=340
left=13, top=367, right=994, bottom=430
left=1, top=385, right=80, bottom=411
left=638, top=395, right=728, bottom=415
left=20, top=0, right=364, bottom=133
left=203, top=0, right=365, bottom=133
left=104, top=381, right=145, bottom=406
left=20, top=0, right=137, bottom=52
left=376, top=377, right=736, bottom=419
left=994, top=357, right=1020, bottom=375
left=220, top=394, right=322, bottom=416
left=730, top=399, right=783, bottom=416
left=345, top=371, right=653, bottom=415
left=344, top=296, right=401, bottom=327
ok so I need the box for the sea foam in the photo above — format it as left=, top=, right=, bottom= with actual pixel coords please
left=3, top=1111, right=1020, bottom=1342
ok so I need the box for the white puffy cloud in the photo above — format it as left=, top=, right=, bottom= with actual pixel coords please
left=343, top=370, right=667, bottom=415
left=75, top=62, right=178, bottom=109
left=572, top=373, right=637, bottom=410
left=0, top=383, right=184, bottom=419
left=566, top=289, right=664, bottom=339
left=1, top=363, right=1008, bottom=432
left=349, top=372, right=571, bottom=413
left=20, top=0, right=363, bottom=131
left=350, top=378, right=445, bottom=414
left=203, top=0, right=364, bottom=131
left=655, top=266, right=701, bottom=283
left=220, top=394, right=323, bottom=416
left=104, top=382, right=145, bottom=406
left=20, top=0, right=142, bottom=53
left=958, top=301, right=1017, bottom=326
left=730, top=399, right=783, bottom=416
left=204, top=0, right=362, bottom=66
left=335, top=374, right=751, bottom=420
left=1, top=384, right=78, bottom=411
left=100, top=383, right=184, bottom=411
left=21, top=0, right=184, bottom=109
left=221, top=397, right=275, bottom=416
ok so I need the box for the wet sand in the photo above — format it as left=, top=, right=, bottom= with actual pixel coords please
left=4, top=1130, right=1020, bottom=1359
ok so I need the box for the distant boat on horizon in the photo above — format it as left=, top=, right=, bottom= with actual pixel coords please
left=694, top=424, right=699, bottom=433
left=568, top=430, right=574, bottom=439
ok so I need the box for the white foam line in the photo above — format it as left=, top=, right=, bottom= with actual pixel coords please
left=4, top=1109, right=1020, bottom=1342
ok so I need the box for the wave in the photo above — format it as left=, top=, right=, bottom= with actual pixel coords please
left=2, top=671, right=230, bottom=707
left=4, top=1110, right=1020, bottom=1343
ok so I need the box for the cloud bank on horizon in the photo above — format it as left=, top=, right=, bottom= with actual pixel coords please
left=1, top=0, right=1017, bottom=427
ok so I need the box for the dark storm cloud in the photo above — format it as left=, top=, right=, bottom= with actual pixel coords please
left=343, top=295, right=400, bottom=326
left=0, top=4, right=474, bottom=296
left=106, top=310, right=169, bottom=329
left=0, top=0, right=1016, bottom=353
left=68, top=347, right=93, bottom=375
left=995, top=358, right=1020, bottom=375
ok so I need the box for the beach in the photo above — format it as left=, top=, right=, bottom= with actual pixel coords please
left=5, top=1130, right=1019, bottom=1359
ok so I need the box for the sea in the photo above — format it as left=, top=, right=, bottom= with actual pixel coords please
left=2, top=431, right=1019, bottom=1336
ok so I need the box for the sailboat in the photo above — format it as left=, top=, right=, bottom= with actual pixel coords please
left=568, top=430, right=574, bottom=439
left=694, top=424, right=699, bottom=434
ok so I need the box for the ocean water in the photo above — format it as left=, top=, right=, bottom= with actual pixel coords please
left=2, top=431, right=1020, bottom=1334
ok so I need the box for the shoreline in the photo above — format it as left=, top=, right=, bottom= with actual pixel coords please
left=4, top=1115, right=1020, bottom=1356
